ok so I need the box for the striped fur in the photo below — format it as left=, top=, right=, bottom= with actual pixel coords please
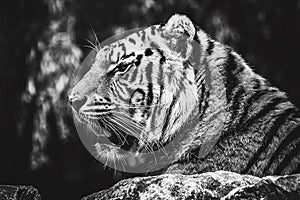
left=69, top=14, right=300, bottom=176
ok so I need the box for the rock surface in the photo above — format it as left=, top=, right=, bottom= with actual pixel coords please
left=82, top=171, right=300, bottom=200
left=0, top=185, right=41, bottom=200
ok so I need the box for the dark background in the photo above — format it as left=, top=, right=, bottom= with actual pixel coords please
left=0, top=0, right=300, bottom=199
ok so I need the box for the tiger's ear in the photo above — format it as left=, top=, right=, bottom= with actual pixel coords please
left=163, top=14, right=196, bottom=59
left=164, top=14, right=196, bottom=41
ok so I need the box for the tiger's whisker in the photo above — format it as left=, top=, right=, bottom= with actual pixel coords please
left=102, top=118, right=129, bottom=145
left=110, top=114, right=155, bottom=153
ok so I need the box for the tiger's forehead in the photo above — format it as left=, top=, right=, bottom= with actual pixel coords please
left=95, top=25, right=167, bottom=66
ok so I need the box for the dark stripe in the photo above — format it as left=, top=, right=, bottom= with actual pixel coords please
left=274, top=129, right=300, bottom=174
left=193, top=26, right=200, bottom=42
left=240, top=96, right=289, bottom=131
left=119, top=43, right=126, bottom=52
left=156, top=48, right=164, bottom=56
left=135, top=54, right=143, bottom=66
left=115, top=83, right=127, bottom=101
left=224, top=51, right=240, bottom=102
left=220, top=95, right=289, bottom=144
left=110, top=84, right=118, bottom=98
left=161, top=95, right=178, bottom=140
left=130, top=66, right=138, bottom=82
left=128, top=38, right=136, bottom=44
left=173, top=114, right=181, bottom=125
left=97, top=119, right=106, bottom=129
left=151, top=26, right=156, bottom=35
left=111, top=81, right=117, bottom=91
left=195, top=71, right=202, bottom=83
left=110, top=86, right=114, bottom=93
left=229, top=86, right=245, bottom=122
left=146, top=83, right=153, bottom=108
left=198, top=83, right=210, bottom=120
left=263, top=114, right=300, bottom=174
left=198, top=82, right=206, bottom=111
left=159, top=85, right=164, bottom=102
left=156, top=48, right=166, bottom=64
left=121, top=52, right=135, bottom=60
left=141, top=30, right=146, bottom=41
left=89, top=108, right=109, bottom=112
left=145, top=48, right=153, bottom=56
left=116, top=52, right=120, bottom=62
left=197, top=78, right=204, bottom=88
left=160, top=57, right=166, bottom=64
left=145, top=62, right=153, bottom=83
left=104, top=97, right=111, bottom=102
left=193, top=31, right=199, bottom=42
left=237, top=90, right=272, bottom=127
left=198, top=83, right=206, bottom=106
left=109, top=50, right=113, bottom=58
left=116, top=79, right=127, bottom=88
left=242, top=108, right=295, bottom=174
left=206, top=39, right=215, bottom=55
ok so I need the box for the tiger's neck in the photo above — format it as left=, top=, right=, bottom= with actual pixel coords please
left=178, top=30, right=272, bottom=159
left=178, top=30, right=300, bottom=171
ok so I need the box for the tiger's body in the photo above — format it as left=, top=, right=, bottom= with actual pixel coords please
left=69, top=14, right=300, bottom=177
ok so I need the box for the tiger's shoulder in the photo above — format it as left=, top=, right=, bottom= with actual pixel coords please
left=160, top=15, right=300, bottom=177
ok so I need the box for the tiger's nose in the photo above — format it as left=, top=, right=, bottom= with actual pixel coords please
left=69, top=95, right=88, bottom=112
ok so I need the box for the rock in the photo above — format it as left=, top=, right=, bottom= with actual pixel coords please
left=82, top=171, right=300, bottom=200
left=0, top=185, right=41, bottom=200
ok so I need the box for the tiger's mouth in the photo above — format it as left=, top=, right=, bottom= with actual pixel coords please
left=101, top=122, right=140, bottom=151
left=74, top=112, right=140, bottom=151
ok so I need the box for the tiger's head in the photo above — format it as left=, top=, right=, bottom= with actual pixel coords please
left=69, top=14, right=204, bottom=170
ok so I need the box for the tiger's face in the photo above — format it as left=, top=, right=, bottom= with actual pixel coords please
left=69, top=15, right=200, bottom=163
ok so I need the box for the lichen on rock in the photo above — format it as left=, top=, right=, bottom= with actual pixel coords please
left=81, top=171, right=300, bottom=200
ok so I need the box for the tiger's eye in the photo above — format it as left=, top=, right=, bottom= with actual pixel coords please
left=117, top=63, right=129, bottom=72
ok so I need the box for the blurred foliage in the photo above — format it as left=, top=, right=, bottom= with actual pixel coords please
left=0, top=0, right=300, bottom=199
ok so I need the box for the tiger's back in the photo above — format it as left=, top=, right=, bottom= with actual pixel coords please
left=69, top=14, right=300, bottom=177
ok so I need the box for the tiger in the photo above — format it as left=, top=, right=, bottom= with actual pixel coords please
left=69, top=14, right=300, bottom=177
